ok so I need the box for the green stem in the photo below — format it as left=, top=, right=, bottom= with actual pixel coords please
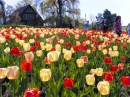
left=0, top=80, right=2, bottom=97
left=10, top=80, right=15, bottom=97
left=68, top=89, right=70, bottom=97
left=125, top=87, right=128, bottom=96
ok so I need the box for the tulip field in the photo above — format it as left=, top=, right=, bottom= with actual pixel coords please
left=0, top=27, right=130, bottom=97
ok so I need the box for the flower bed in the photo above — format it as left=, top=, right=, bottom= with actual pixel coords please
left=0, top=28, right=130, bottom=97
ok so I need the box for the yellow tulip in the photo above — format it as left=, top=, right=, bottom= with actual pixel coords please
left=90, top=69, right=97, bottom=75
left=60, top=39, right=64, bottom=43
left=97, top=81, right=110, bottom=95
left=23, top=43, right=30, bottom=52
left=64, top=50, right=72, bottom=60
left=86, top=74, right=95, bottom=85
left=45, top=43, right=52, bottom=51
left=113, top=46, right=118, bottom=51
left=86, top=49, right=91, bottom=54
left=0, top=37, right=6, bottom=43
left=7, top=66, right=19, bottom=79
left=19, top=40, right=25, bottom=46
left=0, top=68, right=7, bottom=79
left=4, top=47, right=10, bottom=53
left=47, top=51, right=59, bottom=62
left=76, top=41, right=81, bottom=45
left=36, top=50, right=43, bottom=57
left=102, top=49, right=107, bottom=55
left=76, top=59, right=84, bottom=67
left=55, top=44, right=61, bottom=52
left=96, top=68, right=103, bottom=76
left=29, top=39, right=35, bottom=44
left=40, top=69, right=51, bottom=82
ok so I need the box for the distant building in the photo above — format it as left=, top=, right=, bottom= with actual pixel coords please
left=11, top=4, right=43, bottom=26
left=0, top=0, right=5, bottom=25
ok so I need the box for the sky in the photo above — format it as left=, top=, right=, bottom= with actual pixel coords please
left=3, top=0, right=130, bottom=26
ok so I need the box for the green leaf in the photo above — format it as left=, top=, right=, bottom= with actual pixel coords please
left=80, top=87, right=91, bottom=97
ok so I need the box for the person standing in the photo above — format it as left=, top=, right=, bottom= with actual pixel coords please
left=84, top=21, right=89, bottom=30
left=69, top=19, right=75, bottom=29
left=126, top=23, right=130, bottom=36
left=113, top=16, right=122, bottom=37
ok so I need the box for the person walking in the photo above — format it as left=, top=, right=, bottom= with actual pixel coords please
left=113, top=16, right=122, bottom=37
left=69, top=19, right=75, bottom=29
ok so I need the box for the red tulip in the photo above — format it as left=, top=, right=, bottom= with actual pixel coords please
left=44, top=57, right=51, bottom=64
left=104, top=57, right=112, bottom=64
left=121, top=56, right=126, bottom=61
left=116, top=41, right=120, bottom=45
left=123, top=45, right=127, bottom=49
left=110, top=65, right=118, bottom=73
left=63, top=78, right=74, bottom=89
left=21, top=60, right=32, bottom=72
left=35, top=41, right=40, bottom=47
left=5, top=35, right=10, bottom=40
left=16, top=34, right=23, bottom=39
left=80, top=56, right=88, bottom=63
left=120, top=76, right=130, bottom=86
left=50, top=47, right=55, bottom=51
left=103, top=72, right=114, bottom=82
left=118, top=63, right=124, bottom=70
left=18, top=51, right=23, bottom=56
left=24, top=88, right=40, bottom=97
left=79, top=44, right=87, bottom=52
left=73, top=46, right=79, bottom=52
left=30, top=46, right=36, bottom=52
left=11, top=47, right=20, bottom=55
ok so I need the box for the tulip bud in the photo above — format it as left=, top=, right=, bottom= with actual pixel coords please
left=40, top=69, right=51, bottom=82
left=86, top=74, right=95, bottom=85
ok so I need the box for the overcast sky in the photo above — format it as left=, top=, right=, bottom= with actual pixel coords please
left=4, top=0, right=130, bottom=26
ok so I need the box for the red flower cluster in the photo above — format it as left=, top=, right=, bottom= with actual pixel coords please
left=63, top=78, right=74, bottom=89
left=24, top=88, right=40, bottom=97
left=103, top=72, right=114, bottom=82
left=21, top=60, right=32, bottom=72
left=120, top=76, right=130, bottom=86
left=64, top=42, right=72, bottom=47
left=73, top=45, right=87, bottom=52
left=11, top=47, right=24, bottom=57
